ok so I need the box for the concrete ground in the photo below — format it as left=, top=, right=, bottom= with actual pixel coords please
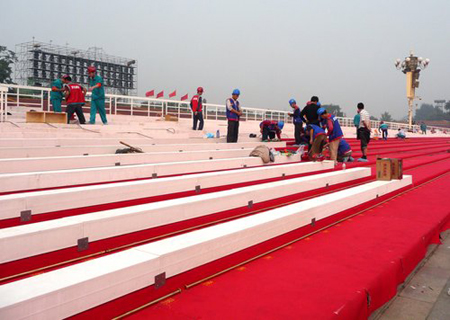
left=371, top=230, right=450, bottom=320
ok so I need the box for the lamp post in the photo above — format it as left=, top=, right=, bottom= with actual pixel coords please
left=395, top=51, right=430, bottom=129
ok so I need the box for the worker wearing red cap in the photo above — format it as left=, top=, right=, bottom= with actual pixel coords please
left=190, top=87, right=204, bottom=130
left=87, top=66, right=107, bottom=125
left=62, top=75, right=87, bottom=124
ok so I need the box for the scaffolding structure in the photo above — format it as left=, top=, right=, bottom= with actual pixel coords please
left=15, top=40, right=138, bottom=95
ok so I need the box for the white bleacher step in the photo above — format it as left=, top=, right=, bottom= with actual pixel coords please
left=0, top=155, right=300, bottom=194
left=0, top=167, right=370, bottom=263
left=0, top=161, right=334, bottom=221
left=0, top=141, right=286, bottom=158
left=0, top=176, right=412, bottom=320
left=0, top=149, right=255, bottom=173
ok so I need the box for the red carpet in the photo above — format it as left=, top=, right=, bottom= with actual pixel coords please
left=129, top=161, right=450, bottom=320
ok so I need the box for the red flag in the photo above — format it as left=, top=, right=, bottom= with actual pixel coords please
left=180, top=93, right=188, bottom=101
left=169, top=90, right=176, bottom=98
left=156, top=90, right=164, bottom=99
left=145, top=90, right=154, bottom=97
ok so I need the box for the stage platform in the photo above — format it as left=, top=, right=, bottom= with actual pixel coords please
left=0, top=115, right=449, bottom=320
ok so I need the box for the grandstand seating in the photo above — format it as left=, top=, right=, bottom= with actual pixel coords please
left=0, top=111, right=448, bottom=320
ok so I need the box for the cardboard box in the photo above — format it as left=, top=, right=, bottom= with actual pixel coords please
left=390, top=158, right=403, bottom=180
left=376, top=158, right=403, bottom=181
left=376, top=158, right=392, bottom=181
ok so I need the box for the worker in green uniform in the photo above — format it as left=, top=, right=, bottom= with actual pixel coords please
left=87, top=66, right=107, bottom=124
left=50, top=76, right=65, bottom=112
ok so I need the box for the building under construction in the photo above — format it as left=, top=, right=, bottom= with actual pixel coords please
left=15, top=40, right=137, bottom=95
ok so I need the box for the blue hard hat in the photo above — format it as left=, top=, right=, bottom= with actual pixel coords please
left=317, top=107, right=326, bottom=115
left=289, top=99, right=296, bottom=105
left=278, top=121, right=284, bottom=129
left=232, top=89, right=240, bottom=95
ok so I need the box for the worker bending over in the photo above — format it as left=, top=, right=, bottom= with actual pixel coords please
left=62, top=75, right=86, bottom=124
left=260, top=120, right=284, bottom=142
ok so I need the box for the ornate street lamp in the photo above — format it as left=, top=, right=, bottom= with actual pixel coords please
left=395, top=51, right=430, bottom=129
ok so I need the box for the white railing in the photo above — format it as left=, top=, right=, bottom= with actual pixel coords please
left=0, top=83, right=447, bottom=133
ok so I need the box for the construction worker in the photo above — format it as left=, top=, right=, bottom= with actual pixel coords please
left=337, top=139, right=354, bottom=162
left=307, top=123, right=327, bottom=161
left=50, top=75, right=64, bottom=112
left=62, top=75, right=86, bottom=124
left=356, top=102, right=371, bottom=162
left=260, top=120, right=284, bottom=142
left=190, top=87, right=204, bottom=130
left=226, top=89, right=242, bottom=143
left=87, top=66, right=107, bottom=125
left=288, top=99, right=304, bottom=146
left=300, top=96, right=321, bottom=125
left=318, top=108, right=343, bottom=163
left=379, top=121, right=389, bottom=140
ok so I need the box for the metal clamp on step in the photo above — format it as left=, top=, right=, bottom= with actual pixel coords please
left=20, top=210, right=32, bottom=222
left=311, top=218, right=316, bottom=227
left=152, top=173, right=157, bottom=179
left=115, top=162, right=121, bottom=166
left=195, top=185, right=201, bottom=193
left=77, top=237, right=89, bottom=252
left=155, top=272, right=166, bottom=289
left=248, top=200, right=253, bottom=208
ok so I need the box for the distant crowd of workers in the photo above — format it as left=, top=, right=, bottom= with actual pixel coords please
left=51, top=74, right=386, bottom=162
left=190, top=88, right=371, bottom=163
left=50, top=66, right=107, bottom=125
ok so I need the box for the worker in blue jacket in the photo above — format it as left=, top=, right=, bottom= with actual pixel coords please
left=288, top=99, right=304, bottom=146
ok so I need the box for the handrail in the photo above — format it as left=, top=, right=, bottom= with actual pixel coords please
left=0, top=83, right=448, bottom=132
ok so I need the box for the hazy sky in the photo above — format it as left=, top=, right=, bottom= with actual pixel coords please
left=1, top=0, right=449, bottom=119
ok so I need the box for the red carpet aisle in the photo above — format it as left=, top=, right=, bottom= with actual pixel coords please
left=134, top=162, right=450, bottom=320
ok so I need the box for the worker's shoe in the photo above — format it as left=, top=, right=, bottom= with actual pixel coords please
left=357, top=157, right=368, bottom=162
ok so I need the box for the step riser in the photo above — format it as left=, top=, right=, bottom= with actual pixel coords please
left=0, top=177, right=412, bottom=320
left=0, top=168, right=370, bottom=263
left=0, top=162, right=335, bottom=220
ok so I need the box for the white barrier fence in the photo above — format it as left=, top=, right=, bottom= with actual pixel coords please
left=0, top=83, right=446, bottom=132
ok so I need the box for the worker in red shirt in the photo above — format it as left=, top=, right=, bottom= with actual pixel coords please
left=260, top=120, right=284, bottom=142
left=190, top=87, right=204, bottom=130
left=62, top=75, right=86, bottom=124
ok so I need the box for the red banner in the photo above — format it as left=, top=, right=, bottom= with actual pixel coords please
left=156, top=91, right=164, bottom=99
left=180, top=94, right=189, bottom=101
left=145, top=90, right=154, bottom=97
left=169, top=90, right=176, bottom=98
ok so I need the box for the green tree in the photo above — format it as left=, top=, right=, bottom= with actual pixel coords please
left=380, top=111, right=393, bottom=122
left=414, top=103, right=447, bottom=121
left=444, top=101, right=450, bottom=112
left=370, top=115, right=379, bottom=121
left=0, top=46, right=17, bottom=84
left=321, top=104, right=345, bottom=117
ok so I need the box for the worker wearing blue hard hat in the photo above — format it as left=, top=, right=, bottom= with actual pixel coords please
left=288, top=98, right=305, bottom=146
left=226, top=89, right=243, bottom=143
left=260, top=120, right=284, bottom=142
left=318, top=107, right=343, bottom=163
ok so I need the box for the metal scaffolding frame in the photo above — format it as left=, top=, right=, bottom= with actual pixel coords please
left=15, top=40, right=138, bottom=95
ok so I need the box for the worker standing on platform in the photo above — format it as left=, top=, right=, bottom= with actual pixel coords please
left=190, top=87, right=204, bottom=130
left=87, top=66, right=107, bottom=125
left=226, top=89, right=243, bottom=143
left=260, top=120, right=284, bottom=142
left=356, top=102, right=371, bottom=162
left=288, top=99, right=304, bottom=146
left=318, top=108, right=343, bottom=163
left=62, top=75, right=86, bottom=124
left=50, top=75, right=64, bottom=112
left=300, top=96, right=321, bottom=125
